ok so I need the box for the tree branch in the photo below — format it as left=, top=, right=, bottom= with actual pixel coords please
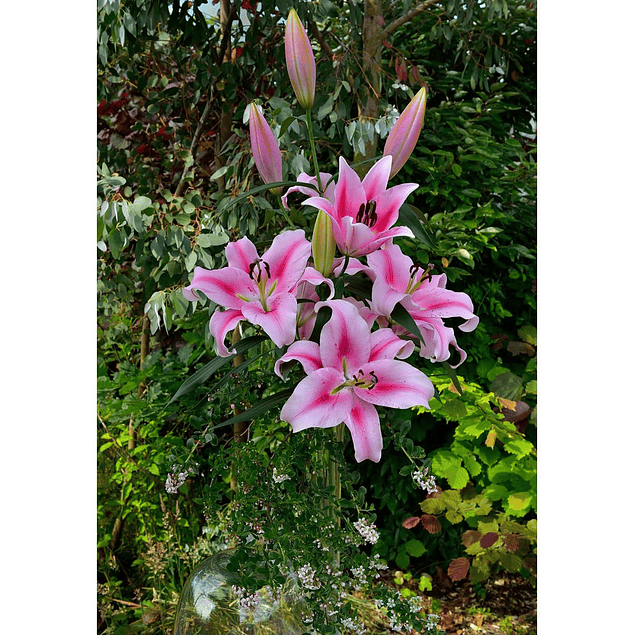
left=381, top=0, right=441, bottom=39
left=308, top=20, right=335, bottom=61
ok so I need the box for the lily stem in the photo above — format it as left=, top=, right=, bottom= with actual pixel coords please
left=275, top=192, right=296, bottom=229
left=305, top=108, right=323, bottom=195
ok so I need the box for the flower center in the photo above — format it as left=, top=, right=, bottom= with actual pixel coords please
left=247, top=258, right=277, bottom=311
left=405, top=263, right=434, bottom=294
left=355, top=200, right=378, bottom=228
left=330, top=360, right=379, bottom=395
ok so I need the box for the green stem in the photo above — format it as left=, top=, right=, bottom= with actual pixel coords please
left=305, top=108, right=323, bottom=195
left=275, top=192, right=295, bottom=229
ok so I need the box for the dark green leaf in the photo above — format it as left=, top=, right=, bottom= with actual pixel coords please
left=168, top=335, right=266, bottom=404
left=398, top=203, right=436, bottom=250
left=212, top=389, right=294, bottom=430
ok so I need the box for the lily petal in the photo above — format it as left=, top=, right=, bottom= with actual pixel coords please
left=185, top=266, right=258, bottom=310
left=315, top=299, right=370, bottom=371
left=369, top=328, right=415, bottom=361
left=262, top=229, right=312, bottom=293
left=208, top=309, right=244, bottom=357
left=345, top=399, right=383, bottom=463
left=354, top=359, right=434, bottom=409
left=274, top=339, right=322, bottom=379
left=225, top=236, right=259, bottom=273
left=281, top=367, right=354, bottom=431
left=242, top=292, right=298, bottom=349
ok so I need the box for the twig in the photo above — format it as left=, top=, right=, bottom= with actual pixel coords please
left=381, top=0, right=441, bottom=39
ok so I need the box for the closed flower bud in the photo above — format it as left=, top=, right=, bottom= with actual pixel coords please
left=248, top=102, right=283, bottom=194
left=383, top=87, right=427, bottom=178
left=285, top=9, right=316, bottom=110
left=311, top=209, right=336, bottom=277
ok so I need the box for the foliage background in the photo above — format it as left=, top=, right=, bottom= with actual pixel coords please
left=7, top=2, right=635, bottom=635
left=95, top=1, right=539, bottom=632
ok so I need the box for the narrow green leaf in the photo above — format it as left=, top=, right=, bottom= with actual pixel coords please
left=442, top=361, right=464, bottom=396
left=168, top=335, right=267, bottom=404
left=398, top=203, right=436, bottom=250
left=391, top=303, right=425, bottom=343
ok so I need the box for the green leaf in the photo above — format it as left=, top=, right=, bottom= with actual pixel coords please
left=508, top=492, right=532, bottom=511
left=405, top=539, right=427, bottom=558
left=395, top=551, right=410, bottom=570
left=212, top=389, right=294, bottom=431
left=397, top=203, right=436, bottom=250
left=168, top=335, right=267, bottom=404
left=517, top=325, right=537, bottom=346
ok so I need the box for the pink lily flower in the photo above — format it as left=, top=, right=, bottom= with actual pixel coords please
left=285, top=9, right=316, bottom=109
left=383, top=87, right=427, bottom=178
left=367, top=243, right=478, bottom=366
left=248, top=103, right=283, bottom=193
left=301, top=156, right=418, bottom=257
left=183, top=230, right=311, bottom=355
left=276, top=300, right=433, bottom=462
left=282, top=171, right=336, bottom=208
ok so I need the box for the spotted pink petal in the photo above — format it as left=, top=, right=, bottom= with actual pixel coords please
left=225, top=236, right=259, bottom=273
left=354, top=359, right=434, bottom=409
left=369, top=328, right=415, bottom=361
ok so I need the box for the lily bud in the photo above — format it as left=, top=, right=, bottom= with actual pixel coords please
left=285, top=9, right=316, bottom=110
left=248, top=102, right=283, bottom=194
left=311, top=210, right=336, bottom=277
left=383, top=87, right=427, bottom=178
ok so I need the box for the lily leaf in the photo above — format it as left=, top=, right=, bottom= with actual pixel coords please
left=398, top=203, right=436, bottom=250
left=212, top=388, right=294, bottom=430
left=168, top=335, right=267, bottom=404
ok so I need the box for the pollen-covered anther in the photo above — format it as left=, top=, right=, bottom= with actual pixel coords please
left=249, top=258, right=271, bottom=283
left=355, top=200, right=378, bottom=227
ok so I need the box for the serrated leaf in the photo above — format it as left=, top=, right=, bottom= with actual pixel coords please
left=441, top=397, right=468, bottom=420
left=508, top=492, right=532, bottom=511
left=480, top=532, right=499, bottom=549
left=462, top=529, right=482, bottom=548
left=402, top=516, right=421, bottom=529
left=420, top=514, right=442, bottom=534
left=395, top=551, right=410, bottom=570
left=499, top=551, right=523, bottom=572
left=445, top=510, right=463, bottom=524
left=517, top=325, right=537, bottom=346
left=419, top=497, right=445, bottom=515
left=448, top=557, right=470, bottom=581
left=469, top=558, right=491, bottom=583
left=490, top=371, right=524, bottom=401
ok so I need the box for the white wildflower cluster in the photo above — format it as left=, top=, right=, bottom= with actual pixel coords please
left=165, top=465, right=196, bottom=494
left=297, top=564, right=321, bottom=590
left=412, top=467, right=438, bottom=495
left=340, top=615, right=367, bottom=634
left=353, top=517, right=380, bottom=544
left=272, top=467, right=291, bottom=483
left=314, top=537, right=330, bottom=552
left=375, top=596, right=412, bottom=633
left=424, top=613, right=442, bottom=632
left=350, top=554, right=388, bottom=591
left=231, top=585, right=261, bottom=613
